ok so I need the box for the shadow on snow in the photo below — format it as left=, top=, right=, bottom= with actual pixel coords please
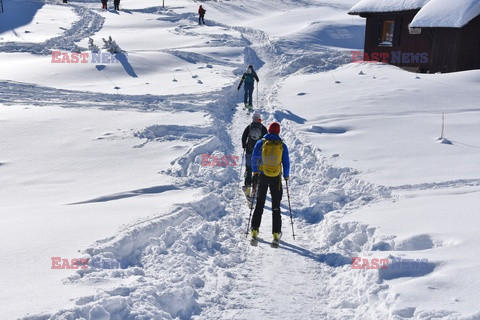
left=115, top=52, right=138, bottom=78
left=256, top=238, right=350, bottom=268
left=0, top=0, right=45, bottom=36
left=68, top=185, right=179, bottom=205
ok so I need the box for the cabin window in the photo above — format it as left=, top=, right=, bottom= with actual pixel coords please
left=380, top=20, right=395, bottom=46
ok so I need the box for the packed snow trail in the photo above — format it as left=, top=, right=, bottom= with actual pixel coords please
left=217, top=100, right=392, bottom=320
left=4, top=0, right=457, bottom=319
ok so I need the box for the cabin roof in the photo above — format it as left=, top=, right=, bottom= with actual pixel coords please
left=349, top=0, right=480, bottom=28
left=410, top=0, right=480, bottom=28
left=348, top=0, right=430, bottom=15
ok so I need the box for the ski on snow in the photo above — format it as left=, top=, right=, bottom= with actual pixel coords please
left=271, top=239, right=279, bottom=248
left=241, top=104, right=253, bottom=114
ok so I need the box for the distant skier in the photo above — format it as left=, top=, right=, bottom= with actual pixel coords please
left=250, top=122, right=290, bottom=245
left=242, top=112, right=268, bottom=197
left=63, top=0, right=67, bottom=3
left=114, top=0, right=120, bottom=11
left=198, top=5, right=206, bottom=25
left=101, top=0, right=107, bottom=10
left=237, top=65, right=259, bottom=110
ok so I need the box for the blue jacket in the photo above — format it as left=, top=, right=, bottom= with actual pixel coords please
left=237, top=70, right=259, bottom=89
left=251, top=133, right=290, bottom=178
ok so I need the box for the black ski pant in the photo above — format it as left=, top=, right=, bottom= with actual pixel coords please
left=114, top=0, right=120, bottom=10
left=251, top=174, right=282, bottom=234
left=244, top=153, right=252, bottom=186
left=244, top=82, right=254, bottom=106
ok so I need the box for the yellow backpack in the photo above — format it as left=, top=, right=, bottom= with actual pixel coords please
left=260, top=139, right=283, bottom=177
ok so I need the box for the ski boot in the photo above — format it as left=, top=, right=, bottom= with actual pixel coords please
left=250, top=229, right=259, bottom=246
left=271, top=232, right=281, bottom=248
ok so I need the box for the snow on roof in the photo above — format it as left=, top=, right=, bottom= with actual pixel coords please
left=349, top=0, right=480, bottom=28
left=348, top=0, right=431, bottom=14
left=410, top=0, right=480, bottom=28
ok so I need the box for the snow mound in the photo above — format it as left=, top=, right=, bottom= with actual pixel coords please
left=44, top=194, right=240, bottom=319
left=378, top=256, right=437, bottom=280
left=281, top=124, right=390, bottom=225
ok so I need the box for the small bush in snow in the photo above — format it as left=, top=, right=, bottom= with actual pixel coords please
left=102, top=36, right=122, bottom=53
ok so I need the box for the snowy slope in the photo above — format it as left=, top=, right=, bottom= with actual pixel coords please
left=276, top=63, right=480, bottom=318
left=1, top=0, right=480, bottom=319
left=0, top=3, right=77, bottom=43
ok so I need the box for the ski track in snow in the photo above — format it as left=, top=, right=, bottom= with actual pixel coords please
left=3, top=1, right=472, bottom=319
left=0, top=3, right=105, bottom=54
left=389, top=178, right=480, bottom=192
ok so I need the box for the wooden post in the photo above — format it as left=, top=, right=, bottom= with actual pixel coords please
left=440, top=113, right=445, bottom=139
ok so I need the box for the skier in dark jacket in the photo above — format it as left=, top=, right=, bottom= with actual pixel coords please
left=198, top=5, right=206, bottom=25
left=250, top=122, right=290, bottom=243
left=242, top=112, right=268, bottom=197
left=237, top=65, right=259, bottom=110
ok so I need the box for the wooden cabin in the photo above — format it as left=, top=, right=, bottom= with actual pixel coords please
left=349, top=0, right=480, bottom=73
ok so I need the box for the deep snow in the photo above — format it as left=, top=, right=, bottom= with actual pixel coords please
left=1, top=0, right=480, bottom=319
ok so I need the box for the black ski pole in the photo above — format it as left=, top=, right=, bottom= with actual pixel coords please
left=285, top=179, right=295, bottom=240
left=256, top=82, right=259, bottom=108
left=245, top=180, right=257, bottom=237
left=240, top=149, right=245, bottom=181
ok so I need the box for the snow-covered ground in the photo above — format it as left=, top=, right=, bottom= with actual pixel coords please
left=1, top=0, right=480, bottom=319
left=276, top=63, right=480, bottom=318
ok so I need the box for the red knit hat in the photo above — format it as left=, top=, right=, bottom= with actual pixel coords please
left=268, top=122, right=280, bottom=134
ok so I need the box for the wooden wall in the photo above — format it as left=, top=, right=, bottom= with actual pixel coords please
left=361, top=11, right=480, bottom=73
left=458, top=14, right=480, bottom=72
left=363, top=11, right=432, bottom=72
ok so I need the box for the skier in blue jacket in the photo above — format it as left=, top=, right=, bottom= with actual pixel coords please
left=250, top=122, right=290, bottom=242
left=237, top=65, right=259, bottom=110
